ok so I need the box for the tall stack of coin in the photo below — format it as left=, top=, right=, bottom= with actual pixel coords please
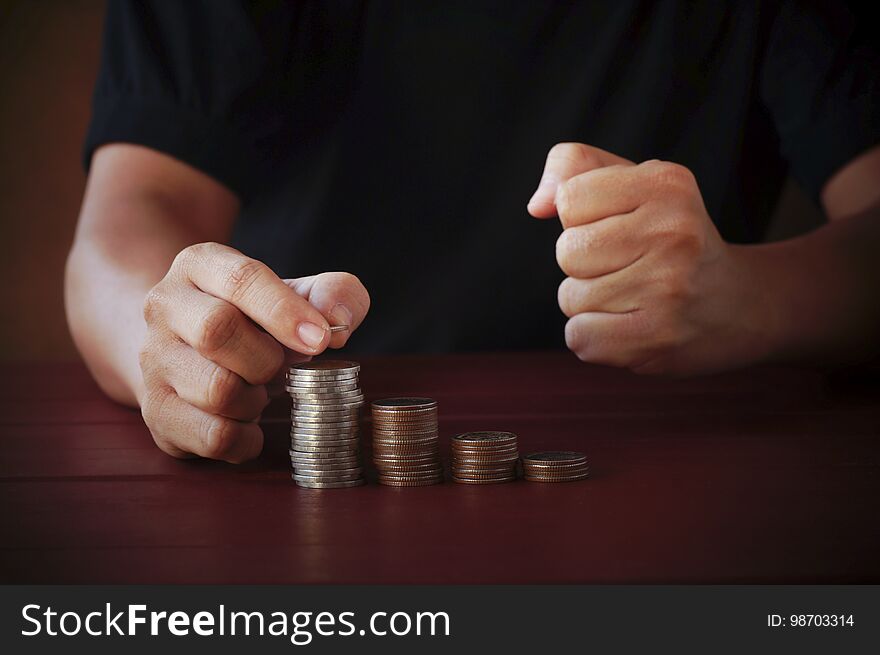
left=286, top=360, right=365, bottom=488
left=522, top=451, right=589, bottom=482
left=450, top=431, right=519, bottom=484
left=371, top=398, right=443, bottom=486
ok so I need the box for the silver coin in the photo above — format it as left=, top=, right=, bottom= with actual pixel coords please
left=293, top=472, right=364, bottom=483
left=290, top=448, right=360, bottom=458
left=291, top=435, right=361, bottom=446
left=294, top=465, right=363, bottom=476
left=290, top=416, right=361, bottom=425
left=329, top=325, right=349, bottom=334
left=292, top=478, right=366, bottom=489
left=289, top=405, right=361, bottom=415
left=291, top=434, right=359, bottom=443
left=291, top=445, right=360, bottom=455
left=287, top=372, right=360, bottom=382
left=291, top=424, right=360, bottom=433
left=290, top=390, right=364, bottom=399
left=290, top=400, right=365, bottom=411
left=291, top=456, right=361, bottom=466
left=291, top=436, right=360, bottom=446
left=289, top=360, right=360, bottom=374
left=288, top=387, right=363, bottom=400
left=285, top=377, right=359, bottom=388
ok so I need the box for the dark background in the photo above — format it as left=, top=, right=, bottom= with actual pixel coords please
left=0, top=0, right=824, bottom=362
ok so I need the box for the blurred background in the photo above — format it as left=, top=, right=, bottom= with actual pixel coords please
left=0, top=0, right=823, bottom=363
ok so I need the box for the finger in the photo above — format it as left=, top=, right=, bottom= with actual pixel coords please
left=162, top=284, right=284, bottom=385
left=564, top=311, right=651, bottom=369
left=159, top=341, right=269, bottom=421
left=558, top=273, right=641, bottom=317
left=284, top=272, right=370, bottom=348
left=555, top=212, right=646, bottom=279
left=556, top=164, right=648, bottom=229
left=142, top=386, right=263, bottom=463
left=176, top=243, right=331, bottom=355
left=528, top=142, right=633, bottom=218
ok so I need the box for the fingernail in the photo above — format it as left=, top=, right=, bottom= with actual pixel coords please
left=297, top=322, right=326, bottom=350
left=528, top=175, right=559, bottom=207
left=329, top=303, right=353, bottom=329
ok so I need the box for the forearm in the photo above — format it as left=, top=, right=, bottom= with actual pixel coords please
left=735, top=205, right=880, bottom=366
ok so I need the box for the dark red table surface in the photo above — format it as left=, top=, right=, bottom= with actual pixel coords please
left=1, top=351, right=878, bottom=584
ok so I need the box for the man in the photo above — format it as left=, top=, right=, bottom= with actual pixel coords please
left=66, top=1, right=880, bottom=463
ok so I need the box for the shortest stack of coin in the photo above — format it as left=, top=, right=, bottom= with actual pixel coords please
left=521, top=451, right=589, bottom=482
left=451, top=431, right=519, bottom=484
left=371, top=397, right=443, bottom=486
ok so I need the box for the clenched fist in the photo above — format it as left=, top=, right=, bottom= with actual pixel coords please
left=528, top=143, right=764, bottom=375
left=139, top=242, right=370, bottom=462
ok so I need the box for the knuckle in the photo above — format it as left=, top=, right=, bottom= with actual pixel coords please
left=205, top=365, right=241, bottom=413
left=142, top=286, right=167, bottom=325
left=202, top=416, right=238, bottom=459
left=555, top=179, right=573, bottom=217
left=171, top=243, right=202, bottom=273
left=223, top=257, right=264, bottom=302
left=564, top=318, right=587, bottom=359
left=141, top=385, right=172, bottom=430
left=257, top=343, right=286, bottom=384
left=557, top=278, right=579, bottom=318
left=647, top=161, right=696, bottom=194
left=549, top=142, right=599, bottom=169
left=197, top=303, right=239, bottom=356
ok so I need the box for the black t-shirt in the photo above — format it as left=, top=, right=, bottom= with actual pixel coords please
left=84, top=1, right=880, bottom=354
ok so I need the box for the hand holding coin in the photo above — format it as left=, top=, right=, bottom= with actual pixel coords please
left=138, top=242, right=370, bottom=462
left=529, top=142, right=765, bottom=376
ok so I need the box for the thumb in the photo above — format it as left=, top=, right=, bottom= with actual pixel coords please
left=527, top=142, right=633, bottom=218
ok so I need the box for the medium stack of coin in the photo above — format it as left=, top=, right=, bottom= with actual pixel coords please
left=450, top=431, right=519, bottom=484
left=286, top=360, right=365, bottom=488
left=371, top=398, right=443, bottom=486
left=521, top=451, right=589, bottom=482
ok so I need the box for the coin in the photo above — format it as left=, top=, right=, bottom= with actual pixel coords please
left=524, top=472, right=590, bottom=483
left=451, top=431, right=519, bottom=484
left=371, top=396, right=443, bottom=486
left=293, top=471, right=363, bottom=483
left=451, top=431, right=517, bottom=446
left=371, top=397, right=437, bottom=410
left=289, top=360, right=360, bottom=374
left=451, top=475, right=516, bottom=484
left=292, top=478, right=366, bottom=489
left=329, top=325, right=349, bottom=333
left=377, top=478, right=444, bottom=487
left=522, top=451, right=587, bottom=465
left=287, top=360, right=365, bottom=487
left=293, top=464, right=363, bottom=474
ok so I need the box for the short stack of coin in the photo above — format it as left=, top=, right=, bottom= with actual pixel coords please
left=371, top=398, right=443, bottom=486
left=286, top=360, right=365, bottom=488
left=450, top=431, right=519, bottom=484
left=521, top=451, right=589, bottom=482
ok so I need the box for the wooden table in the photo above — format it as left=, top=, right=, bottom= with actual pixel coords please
left=1, top=352, right=878, bottom=583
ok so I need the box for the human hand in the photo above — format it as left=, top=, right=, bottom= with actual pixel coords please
left=528, top=143, right=764, bottom=375
left=138, top=242, right=370, bottom=461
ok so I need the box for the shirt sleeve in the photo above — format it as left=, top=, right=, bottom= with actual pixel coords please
left=83, top=0, right=295, bottom=203
left=760, top=1, right=880, bottom=203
